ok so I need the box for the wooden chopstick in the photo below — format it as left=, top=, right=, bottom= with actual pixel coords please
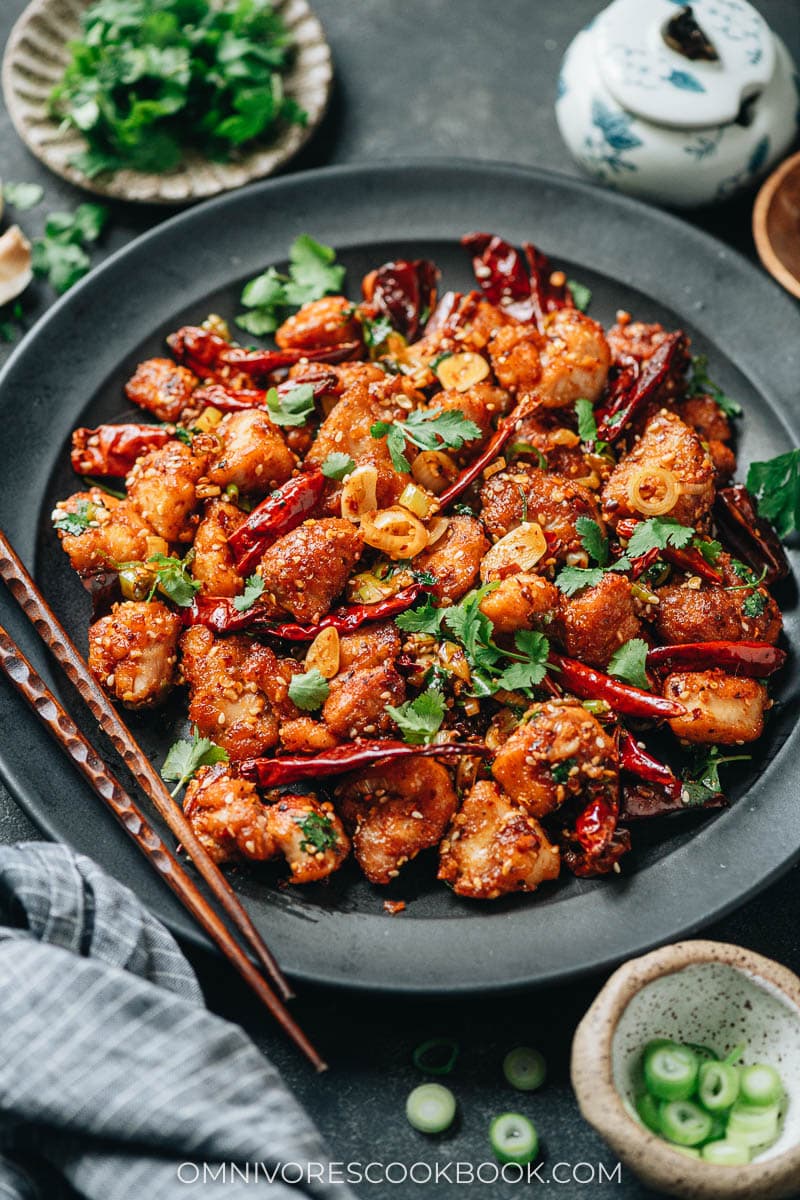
left=0, top=530, right=292, bottom=998
left=0, top=623, right=325, bottom=1071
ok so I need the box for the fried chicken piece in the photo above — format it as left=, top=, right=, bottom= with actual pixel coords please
left=279, top=717, right=339, bottom=753
left=492, top=702, right=617, bottom=819
left=184, top=765, right=276, bottom=863
left=322, top=621, right=405, bottom=738
left=601, top=411, right=715, bottom=529
left=181, top=626, right=297, bottom=760
left=653, top=554, right=781, bottom=646
left=536, top=308, right=611, bottom=407
left=413, top=516, right=488, bottom=605
left=275, top=296, right=361, bottom=350
left=337, top=621, right=401, bottom=670
left=53, top=489, right=161, bottom=576
left=438, top=780, right=560, bottom=900
left=126, top=440, right=209, bottom=543
left=88, top=600, right=180, bottom=709
left=478, top=573, right=559, bottom=636
left=125, top=357, right=198, bottom=423
left=336, top=758, right=457, bottom=885
left=480, top=466, right=604, bottom=564
left=606, top=320, right=691, bottom=403
left=264, top=793, right=350, bottom=883
left=556, top=573, right=643, bottom=669
left=207, top=410, right=296, bottom=495
left=257, top=517, right=363, bottom=623
left=664, top=671, right=768, bottom=745
left=190, top=499, right=245, bottom=597
left=487, top=322, right=543, bottom=394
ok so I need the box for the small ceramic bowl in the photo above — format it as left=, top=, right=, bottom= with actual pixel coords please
left=753, top=150, right=800, bottom=302
left=571, top=941, right=800, bottom=1199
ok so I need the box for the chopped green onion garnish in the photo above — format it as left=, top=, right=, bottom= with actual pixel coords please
left=726, top=1101, right=781, bottom=1149
left=489, top=1112, right=539, bottom=1165
left=644, top=1041, right=699, bottom=1101
left=701, top=1140, right=751, bottom=1165
left=698, top=1061, right=740, bottom=1113
left=406, top=1083, right=456, bottom=1134
left=502, top=1046, right=546, bottom=1092
left=658, top=1099, right=713, bottom=1147
left=635, top=1091, right=662, bottom=1134
left=412, top=1038, right=460, bottom=1076
left=739, top=1064, right=783, bottom=1108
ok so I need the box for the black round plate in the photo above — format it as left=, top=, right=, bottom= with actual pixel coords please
left=0, top=161, right=797, bottom=993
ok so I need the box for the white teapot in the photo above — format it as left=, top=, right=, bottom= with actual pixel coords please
left=555, top=0, right=798, bottom=207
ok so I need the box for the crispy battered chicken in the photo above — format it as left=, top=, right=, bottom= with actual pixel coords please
left=664, top=671, right=769, bottom=745
left=190, top=499, right=245, bottom=597
left=438, top=781, right=560, bottom=899
left=557, top=573, right=643, bottom=668
left=125, top=357, right=198, bottom=423
left=207, top=410, right=296, bottom=495
left=54, top=489, right=161, bottom=576
left=88, top=600, right=181, bottom=708
left=481, top=466, right=604, bottom=563
left=413, top=516, right=488, bottom=605
left=257, top=517, right=363, bottom=624
left=126, top=440, right=209, bottom=543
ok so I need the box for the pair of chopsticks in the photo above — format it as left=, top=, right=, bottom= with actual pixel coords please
left=0, top=529, right=325, bottom=1072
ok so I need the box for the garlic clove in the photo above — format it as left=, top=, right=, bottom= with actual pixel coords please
left=0, top=225, right=32, bottom=306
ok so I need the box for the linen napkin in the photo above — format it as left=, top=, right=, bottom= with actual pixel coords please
left=0, top=841, right=356, bottom=1200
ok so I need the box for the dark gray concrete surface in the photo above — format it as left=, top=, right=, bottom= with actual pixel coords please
left=1, top=2, right=799, bottom=1196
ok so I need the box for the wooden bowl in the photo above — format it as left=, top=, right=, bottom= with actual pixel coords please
left=571, top=940, right=800, bottom=1200
left=1, top=0, right=332, bottom=205
left=753, top=150, right=800, bottom=301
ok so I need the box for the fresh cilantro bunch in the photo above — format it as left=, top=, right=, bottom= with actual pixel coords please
left=49, top=0, right=307, bottom=179
left=161, top=725, right=229, bottom=796
left=371, top=408, right=482, bottom=474
left=32, top=204, right=109, bottom=294
left=237, top=236, right=345, bottom=336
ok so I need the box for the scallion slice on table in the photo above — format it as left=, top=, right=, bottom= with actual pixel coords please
left=412, top=1038, right=459, bottom=1076
left=658, top=1099, right=714, bottom=1147
left=503, top=1046, right=546, bottom=1092
left=406, top=1083, right=456, bottom=1134
left=489, top=1113, right=539, bottom=1165
left=643, top=1041, right=699, bottom=1101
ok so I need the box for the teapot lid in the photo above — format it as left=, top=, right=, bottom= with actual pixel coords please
left=596, top=0, right=775, bottom=129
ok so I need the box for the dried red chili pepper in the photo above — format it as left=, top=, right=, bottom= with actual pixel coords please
left=219, top=341, right=361, bottom=376
left=71, top=424, right=175, bottom=477
left=646, top=640, right=786, bottom=678
left=362, top=259, right=440, bottom=341
left=228, top=469, right=326, bottom=576
left=714, top=485, right=789, bottom=585
left=596, top=333, right=683, bottom=442
left=574, top=793, right=619, bottom=858
left=167, top=326, right=230, bottom=377
left=238, top=739, right=491, bottom=787
left=615, top=518, right=723, bottom=585
left=437, top=418, right=517, bottom=509
left=193, top=371, right=339, bottom=414
left=550, top=653, right=685, bottom=720
left=522, top=241, right=574, bottom=327
left=561, top=824, right=630, bottom=877
left=620, top=781, right=725, bottom=821
left=183, top=584, right=429, bottom=640
left=424, top=290, right=463, bottom=337
left=461, top=233, right=533, bottom=319
left=618, top=730, right=683, bottom=800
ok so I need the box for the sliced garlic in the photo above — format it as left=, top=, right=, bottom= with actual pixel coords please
left=479, top=522, right=548, bottom=581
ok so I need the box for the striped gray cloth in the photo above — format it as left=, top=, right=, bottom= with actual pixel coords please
left=0, top=842, right=357, bottom=1200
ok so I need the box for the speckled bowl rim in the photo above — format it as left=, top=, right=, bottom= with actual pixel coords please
left=1, top=0, right=332, bottom=205
left=571, top=941, right=800, bottom=1200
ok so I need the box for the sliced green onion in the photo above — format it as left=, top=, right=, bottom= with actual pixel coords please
left=412, top=1038, right=460, bottom=1076
left=644, top=1041, right=699, bottom=1101
left=636, top=1091, right=661, bottom=1134
left=723, top=1042, right=747, bottom=1067
left=406, top=1083, right=456, bottom=1134
left=658, top=1099, right=713, bottom=1147
left=503, top=1046, right=546, bottom=1092
left=726, top=1101, right=780, bottom=1149
left=739, top=1064, right=783, bottom=1108
left=698, top=1060, right=740, bottom=1113
left=489, top=1112, right=539, bottom=1165
left=701, top=1139, right=751, bottom=1165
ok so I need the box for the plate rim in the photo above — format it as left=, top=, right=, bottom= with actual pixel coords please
left=0, top=157, right=798, bottom=994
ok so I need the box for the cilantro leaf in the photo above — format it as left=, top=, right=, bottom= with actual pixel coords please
left=626, top=517, right=695, bottom=559
left=551, top=757, right=577, bottom=784
left=386, top=688, right=446, bottom=745
left=52, top=498, right=98, bottom=537
left=681, top=745, right=750, bottom=806
left=742, top=591, right=767, bottom=618
left=321, top=452, right=356, bottom=481
left=567, top=279, right=592, bottom=312
left=283, top=235, right=346, bottom=307
left=288, top=668, right=330, bottom=712
left=161, top=726, right=229, bottom=797
left=361, top=313, right=394, bottom=350
left=232, top=574, right=265, bottom=613
left=32, top=203, right=109, bottom=294
left=371, top=408, right=481, bottom=475
left=442, top=584, right=501, bottom=674
left=575, top=397, right=598, bottom=444
left=147, top=552, right=200, bottom=607
left=2, top=181, right=44, bottom=211
left=746, top=449, right=800, bottom=539
left=495, top=630, right=550, bottom=693
left=555, top=566, right=605, bottom=597
left=694, top=537, right=722, bottom=565
left=295, top=811, right=338, bottom=855
left=607, top=638, right=650, bottom=690
left=265, top=383, right=315, bottom=427
left=688, top=354, right=741, bottom=418
left=576, top=515, right=609, bottom=567
left=395, top=597, right=445, bottom=636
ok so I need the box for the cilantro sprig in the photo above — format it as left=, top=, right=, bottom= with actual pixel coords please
left=32, top=203, right=109, bottom=294
left=3, top=181, right=43, bottom=211
left=688, top=354, right=741, bottom=418
left=237, top=235, right=345, bottom=336
left=371, top=408, right=481, bottom=474
left=625, top=517, right=694, bottom=560
left=161, top=726, right=229, bottom=797
left=574, top=397, right=610, bottom=456
left=607, top=638, right=651, bottom=690
left=288, top=668, right=330, bottom=712
left=295, top=811, right=338, bottom=855
left=52, top=498, right=99, bottom=537
left=147, top=552, right=200, bottom=607
left=681, top=745, right=750, bottom=806
left=232, top=574, right=265, bottom=613
left=321, top=452, right=356, bottom=480
left=746, top=449, right=800, bottom=539
left=567, top=280, right=592, bottom=312
left=386, top=689, right=446, bottom=744
left=265, top=383, right=315, bottom=427
left=555, top=516, right=609, bottom=596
